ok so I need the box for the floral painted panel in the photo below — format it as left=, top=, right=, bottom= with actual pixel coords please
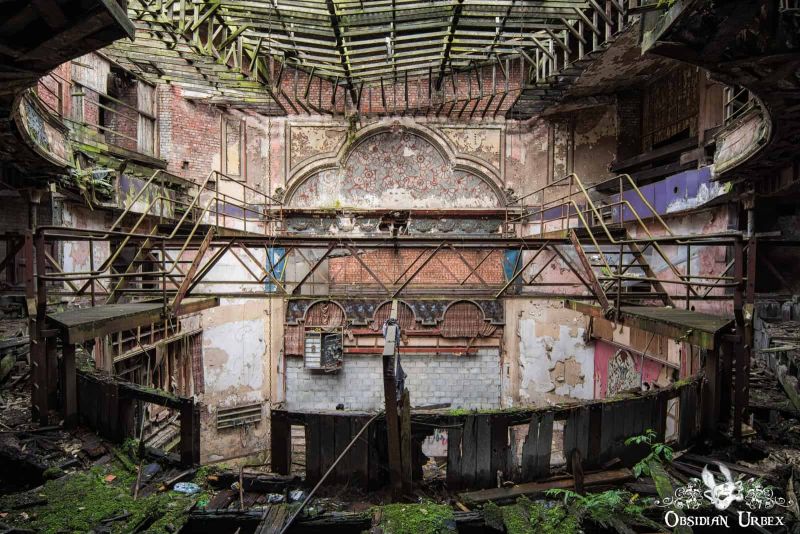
left=289, top=131, right=501, bottom=209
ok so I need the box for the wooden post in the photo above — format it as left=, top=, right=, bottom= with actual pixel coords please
left=46, top=336, right=58, bottom=407
left=733, top=239, right=745, bottom=440
left=62, top=342, right=77, bottom=428
left=399, top=389, right=412, bottom=494
left=701, top=346, right=719, bottom=439
left=382, top=301, right=403, bottom=499
left=271, top=412, right=292, bottom=475
left=31, top=232, right=49, bottom=425
left=180, top=399, right=200, bottom=466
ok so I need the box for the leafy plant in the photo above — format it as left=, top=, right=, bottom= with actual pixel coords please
left=545, top=489, right=657, bottom=531
left=625, top=428, right=674, bottom=478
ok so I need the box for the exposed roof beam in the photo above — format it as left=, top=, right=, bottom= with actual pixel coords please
left=325, top=0, right=359, bottom=105
left=435, top=0, right=464, bottom=91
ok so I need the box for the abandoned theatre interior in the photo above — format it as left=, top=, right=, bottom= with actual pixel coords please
left=0, top=0, right=799, bottom=532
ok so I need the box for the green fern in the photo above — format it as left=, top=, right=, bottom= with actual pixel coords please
left=625, top=428, right=674, bottom=478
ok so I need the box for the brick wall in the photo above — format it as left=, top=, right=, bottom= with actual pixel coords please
left=36, top=62, right=71, bottom=116
left=273, top=62, right=523, bottom=118
left=284, top=349, right=501, bottom=411
left=158, top=85, right=222, bottom=183
left=329, top=249, right=505, bottom=286
left=105, top=79, right=138, bottom=152
left=616, top=90, right=642, bottom=161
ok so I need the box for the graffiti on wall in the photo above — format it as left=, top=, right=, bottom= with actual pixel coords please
left=288, top=131, right=501, bottom=209
left=18, top=97, right=70, bottom=165
left=606, top=349, right=640, bottom=395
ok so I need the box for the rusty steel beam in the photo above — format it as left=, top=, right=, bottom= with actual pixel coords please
left=185, top=238, right=235, bottom=295
left=291, top=243, right=336, bottom=296
left=172, top=227, right=216, bottom=312
left=568, top=230, right=610, bottom=312
left=392, top=243, right=445, bottom=298
left=345, top=244, right=392, bottom=297
left=494, top=241, right=548, bottom=298
left=448, top=244, right=490, bottom=288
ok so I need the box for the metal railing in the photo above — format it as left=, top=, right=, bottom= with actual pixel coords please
left=723, top=85, right=757, bottom=124
left=30, top=166, right=283, bottom=307
left=505, top=171, right=740, bottom=308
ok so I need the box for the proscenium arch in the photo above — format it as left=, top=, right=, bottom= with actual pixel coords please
left=284, top=122, right=505, bottom=209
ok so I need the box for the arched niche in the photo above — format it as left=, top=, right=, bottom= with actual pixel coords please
left=303, top=300, right=347, bottom=328
left=370, top=300, right=416, bottom=331
left=441, top=300, right=496, bottom=338
left=286, top=129, right=503, bottom=209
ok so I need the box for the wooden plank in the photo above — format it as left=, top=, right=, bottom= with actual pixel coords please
left=48, top=298, right=219, bottom=344
left=447, top=424, right=463, bottom=489
left=599, top=402, right=615, bottom=462
left=351, top=416, right=370, bottom=488
left=521, top=411, right=553, bottom=480
left=679, top=382, right=698, bottom=447
left=270, top=413, right=292, bottom=475
left=653, top=390, right=668, bottom=443
left=563, top=406, right=589, bottom=472
left=475, top=414, right=492, bottom=488
left=334, top=415, right=352, bottom=484
left=367, top=420, right=384, bottom=490
left=62, top=343, right=77, bottom=428
left=400, top=390, right=413, bottom=492
left=460, top=416, right=477, bottom=488
left=305, top=415, right=321, bottom=483
left=459, top=468, right=634, bottom=504
left=319, top=415, right=336, bottom=479
left=180, top=400, right=199, bottom=466
left=490, top=415, right=509, bottom=482
left=521, top=414, right=540, bottom=480
left=535, top=412, right=554, bottom=479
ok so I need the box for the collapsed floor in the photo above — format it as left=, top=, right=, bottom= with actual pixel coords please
left=1, top=354, right=799, bottom=534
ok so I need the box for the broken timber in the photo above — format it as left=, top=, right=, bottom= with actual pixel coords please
left=458, top=468, right=634, bottom=504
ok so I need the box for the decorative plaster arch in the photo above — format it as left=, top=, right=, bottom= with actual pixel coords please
left=370, top=299, right=418, bottom=325
left=302, top=299, right=348, bottom=327
left=285, top=122, right=505, bottom=209
left=440, top=299, right=489, bottom=324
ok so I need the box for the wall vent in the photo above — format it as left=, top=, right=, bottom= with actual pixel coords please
left=216, top=403, right=262, bottom=430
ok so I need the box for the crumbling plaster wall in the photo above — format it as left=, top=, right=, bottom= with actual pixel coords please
left=503, top=300, right=594, bottom=407
left=60, top=201, right=111, bottom=277
left=180, top=244, right=284, bottom=463
left=573, top=105, right=617, bottom=184
left=196, top=297, right=284, bottom=464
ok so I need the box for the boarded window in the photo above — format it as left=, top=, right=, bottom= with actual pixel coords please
left=137, top=82, right=156, bottom=156
left=223, top=118, right=244, bottom=178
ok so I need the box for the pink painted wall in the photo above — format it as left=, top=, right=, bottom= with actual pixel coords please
left=593, top=340, right=668, bottom=398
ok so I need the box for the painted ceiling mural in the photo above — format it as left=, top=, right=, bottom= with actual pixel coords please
left=288, top=131, right=501, bottom=209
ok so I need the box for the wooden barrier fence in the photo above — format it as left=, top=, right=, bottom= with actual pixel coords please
left=271, top=375, right=702, bottom=490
